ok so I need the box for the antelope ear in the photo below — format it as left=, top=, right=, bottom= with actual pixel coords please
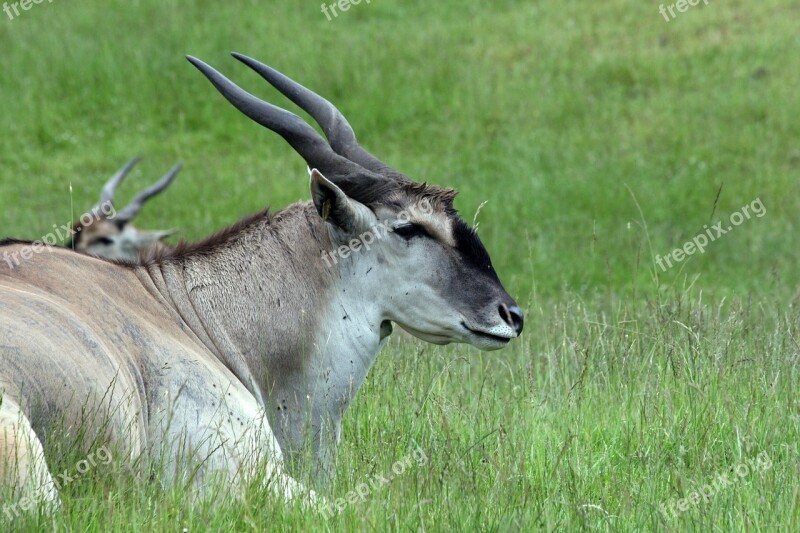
left=133, top=228, right=178, bottom=246
left=310, top=169, right=368, bottom=234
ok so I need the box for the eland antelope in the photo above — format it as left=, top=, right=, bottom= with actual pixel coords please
left=0, top=53, right=523, bottom=511
left=68, top=157, right=181, bottom=261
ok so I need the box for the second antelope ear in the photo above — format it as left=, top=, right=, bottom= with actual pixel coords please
left=134, top=228, right=178, bottom=246
left=309, top=169, right=370, bottom=234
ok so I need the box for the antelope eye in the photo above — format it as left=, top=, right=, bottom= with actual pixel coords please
left=393, top=223, right=430, bottom=240
left=93, top=237, right=114, bottom=246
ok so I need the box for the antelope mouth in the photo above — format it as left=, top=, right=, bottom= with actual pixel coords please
left=461, top=322, right=513, bottom=345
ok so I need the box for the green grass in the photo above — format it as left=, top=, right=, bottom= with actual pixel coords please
left=1, top=0, right=799, bottom=530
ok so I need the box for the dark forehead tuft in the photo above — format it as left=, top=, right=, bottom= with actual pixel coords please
left=338, top=179, right=458, bottom=213
left=401, top=182, right=458, bottom=208
left=451, top=217, right=498, bottom=279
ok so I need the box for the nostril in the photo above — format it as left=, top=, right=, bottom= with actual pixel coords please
left=507, top=305, right=524, bottom=335
left=499, top=304, right=525, bottom=335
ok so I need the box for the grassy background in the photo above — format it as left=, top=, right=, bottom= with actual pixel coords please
left=1, top=0, right=798, bottom=530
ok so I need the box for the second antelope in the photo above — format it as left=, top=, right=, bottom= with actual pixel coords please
left=69, top=157, right=182, bottom=261
left=0, top=53, right=523, bottom=510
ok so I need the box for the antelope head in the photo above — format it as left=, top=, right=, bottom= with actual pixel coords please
left=69, top=158, right=181, bottom=261
left=188, top=54, right=524, bottom=350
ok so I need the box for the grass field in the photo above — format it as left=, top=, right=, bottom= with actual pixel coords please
left=1, top=0, right=799, bottom=530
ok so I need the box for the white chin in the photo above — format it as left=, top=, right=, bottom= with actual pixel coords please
left=398, top=325, right=453, bottom=345
left=470, top=335, right=510, bottom=351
